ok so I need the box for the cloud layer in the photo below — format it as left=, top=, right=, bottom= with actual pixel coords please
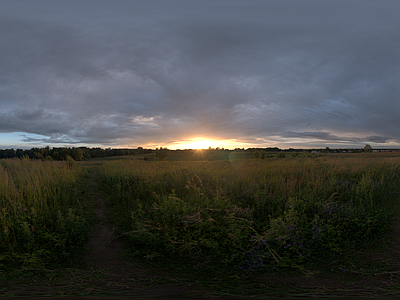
left=1, top=0, right=400, bottom=149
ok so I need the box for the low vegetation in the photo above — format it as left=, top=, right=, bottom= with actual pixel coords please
left=1, top=152, right=400, bottom=284
left=99, top=153, right=400, bottom=273
left=0, top=158, right=91, bottom=270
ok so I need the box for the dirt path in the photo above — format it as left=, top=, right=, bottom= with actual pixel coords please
left=79, top=163, right=400, bottom=297
left=79, top=163, right=202, bottom=297
left=84, top=167, right=139, bottom=279
left=84, top=166, right=131, bottom=274
left=0, top=162, right=208, bottom=298
left=2, top=161, right=400, bottom=298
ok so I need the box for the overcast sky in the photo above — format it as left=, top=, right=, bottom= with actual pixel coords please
left=1, top=0, right=399, bottom=150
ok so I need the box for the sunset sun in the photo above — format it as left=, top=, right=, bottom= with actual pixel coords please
left=178, top=138, right=214, bottom=150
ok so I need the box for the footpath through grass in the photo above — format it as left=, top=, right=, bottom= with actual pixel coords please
left=98, top=153, right=400, bottom=296
left=2, top=154, right=400, bottom=297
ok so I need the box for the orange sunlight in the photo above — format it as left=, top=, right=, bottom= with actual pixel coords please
left=177, top=138, right=213, bottom=150
left=167, top=138, right=250, bottom=150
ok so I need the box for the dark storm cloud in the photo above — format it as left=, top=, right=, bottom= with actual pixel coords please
left=280, top=131, right=391, bottom=144
left=1, top=0, right=400, bottom=148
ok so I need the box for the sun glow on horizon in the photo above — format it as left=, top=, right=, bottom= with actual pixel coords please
left=175, top=138, right=214, bottom=150
left=168, top=138, right=252, bottom=150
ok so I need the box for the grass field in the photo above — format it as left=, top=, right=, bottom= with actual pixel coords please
left=99, top=152, right=400, bottom=273
left=2, top=152, right=400, bottom=295
left=0, top=157, right=92, bottom=269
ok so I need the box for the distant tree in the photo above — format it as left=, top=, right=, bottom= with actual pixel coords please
left=34, top=152, right=43, bottom=160
left=89, top=147, right=106, bottom=158
left=16, top=149, right=24, bottom=158
left=71, top=148, right=85, bottom=161
left=155, top=147, right=170, bottom=161
left=322, top=147, right=330, bottom=153
left=52, top=151, right=60, bottom=160
left=364, top=144, right=372, bottom=153
left=253, top=151, right=260, bottom=159
left=40, top=145, right=50, bottom=157
left=3, top=149, right=15, bottom=158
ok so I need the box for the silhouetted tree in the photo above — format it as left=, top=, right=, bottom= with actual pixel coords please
left=155, top=147, right=170, bottom=161
left=364, top=144, right=372, bottom=153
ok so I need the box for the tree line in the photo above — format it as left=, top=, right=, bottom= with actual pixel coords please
left=0, top=144, right=385, bottom=161
left=0, top=146, right=153, bottom=161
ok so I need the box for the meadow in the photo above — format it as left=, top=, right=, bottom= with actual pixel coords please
left=99, top=152, right=400, bottom=273
left=1, top=152, right=400, bottom=277
left=0, top=157, right=91, bottom=269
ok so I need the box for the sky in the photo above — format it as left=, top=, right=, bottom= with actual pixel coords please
left=1, top=0, right=400, bottom=150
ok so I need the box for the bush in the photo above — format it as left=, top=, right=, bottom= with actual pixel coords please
left=99, top=156, right=400, bottom=272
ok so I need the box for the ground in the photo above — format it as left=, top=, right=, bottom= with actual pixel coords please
left=2, top=160, right=400, bottom=298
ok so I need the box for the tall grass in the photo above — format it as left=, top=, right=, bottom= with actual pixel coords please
left=0, top=158, right=88, bottom=268
left=99, top=154, right=400, bottom=271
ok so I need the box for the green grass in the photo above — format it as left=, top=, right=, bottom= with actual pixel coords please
left=2, top=153, right=400, bottom=297
left=0, top=158, right=93, bottom=270
left=99, top=154, right=400, bottom=274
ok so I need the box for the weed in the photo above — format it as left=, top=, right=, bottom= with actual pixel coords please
left=99, top=155, right=400, bottom=273
left=0, top=158, right=90, bottom=269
